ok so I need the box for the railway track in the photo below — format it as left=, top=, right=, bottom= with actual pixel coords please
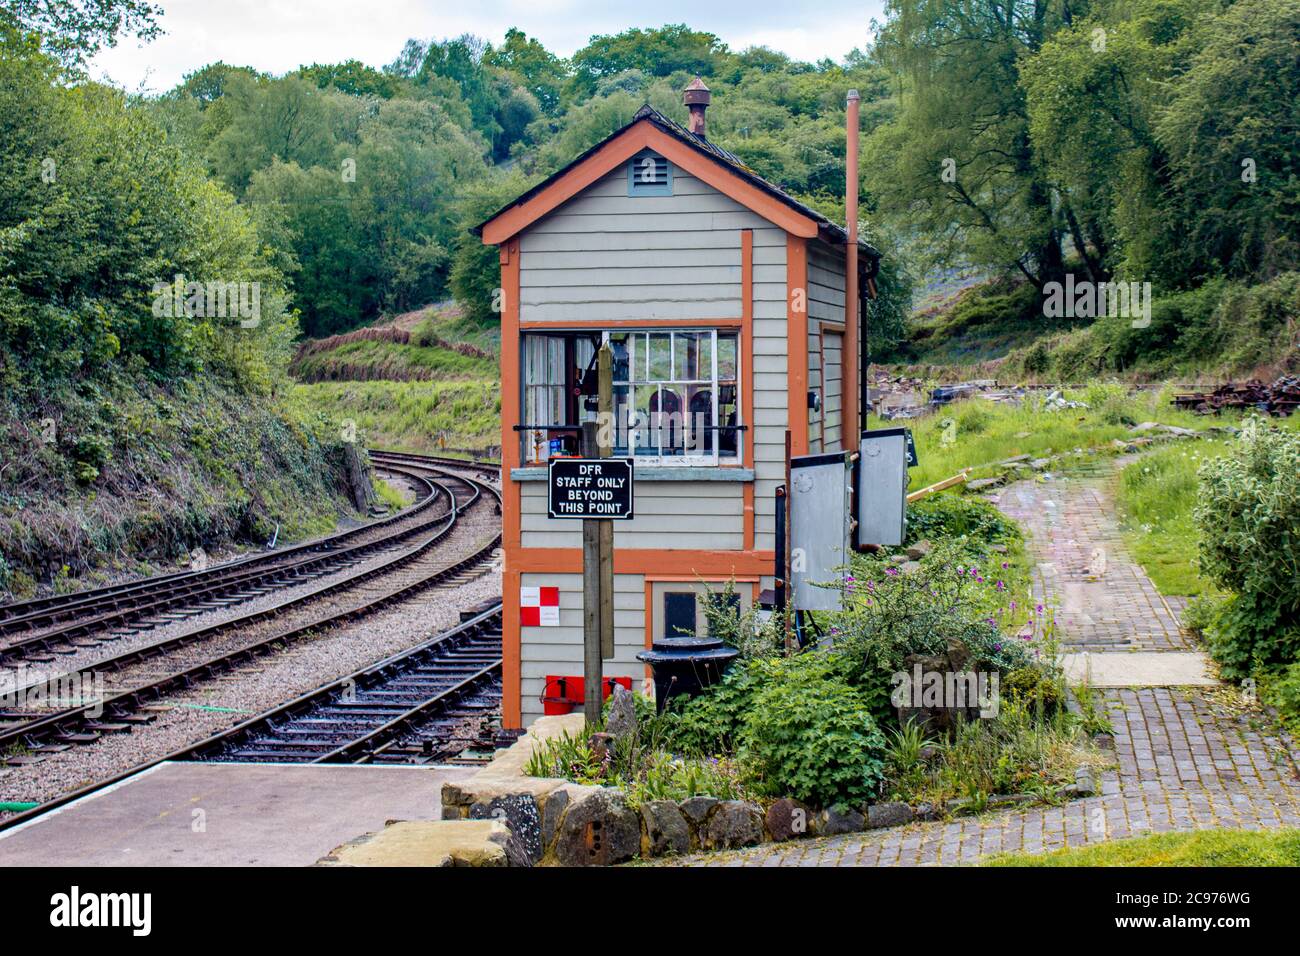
left=0, top=463, right=450, bottom=655
left=0, top=459, right=501, bottom=763
left=0, top=601, right=506, bottom=836
left=176, top=602, right=504, bottom=766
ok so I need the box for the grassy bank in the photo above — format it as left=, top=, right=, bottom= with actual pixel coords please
left=1, top=376, right=364, bottom=602
left=291, top=336, right=495, bottom=384
left=1114, top=415, right=1300, bottom=598
left=1115, top=441, right=1226, bottom=597
left=987, top=828, right=1300, bottom=866
left=886, top=273, right=1298, bottom=383
left=293, top=379, right=500, bottom=455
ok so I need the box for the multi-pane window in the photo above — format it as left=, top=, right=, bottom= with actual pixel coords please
left=519, top=329, right=740, bottom=466
left=609, top=330, right=739, bottom=463
left=522, top=334, right=594, bottom=463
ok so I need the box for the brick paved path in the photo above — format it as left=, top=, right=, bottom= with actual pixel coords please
left=995, top=463, right=1190, bottom=651
left=667, top=465, right=1300, bottom=866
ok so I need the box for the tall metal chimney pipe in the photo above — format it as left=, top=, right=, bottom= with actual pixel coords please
left=844, top=89, right=861, bottom=441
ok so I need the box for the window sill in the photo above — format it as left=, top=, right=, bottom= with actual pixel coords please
left=511, top=466, right=754, bottom=482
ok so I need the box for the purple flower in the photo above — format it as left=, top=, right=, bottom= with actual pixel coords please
left=1036, top=604, right=1044, bottom=614
left=886, top=567, right=899, bottom=576
left=993, top=642, right=1002, bottom=651
left=1001, top=562, right=1009, bottom=569
left=995, top=580, right=1006, bottom=592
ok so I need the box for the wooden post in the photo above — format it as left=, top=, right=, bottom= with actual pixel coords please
left=583, top=344, right=616, bottom=722
left=581, top=420, right=602, bottom=724
left=597, top=346, right=615, bottom=660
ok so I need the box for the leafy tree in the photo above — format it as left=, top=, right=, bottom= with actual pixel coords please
left=170, top=61, right=262, bottom=106
left=1155, top=0, right=1300, bottom=281
left=205, top=73, right=363, bottom=195
left=570, top=24, right=729, bottom=96
left=0, top=30, right=293, bottom=393
left=298, top=59, right=403, bottom=99
left=866, top=0, right=1075, bottom=289
left=448, top=170, right=537, bottom=326
left=245, top=97, right=486, bottom=336
left=1021, top=0, right=1213, bottom=285
left=0, top=0, right=160, bottom=68
left=485, top=27, right=567, bottom=114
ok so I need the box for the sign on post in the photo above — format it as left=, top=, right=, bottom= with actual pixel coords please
left=548, top=458, right=635, bottom=520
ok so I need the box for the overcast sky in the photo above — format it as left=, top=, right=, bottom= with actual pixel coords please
left=88, top=0, right=889, bottom=94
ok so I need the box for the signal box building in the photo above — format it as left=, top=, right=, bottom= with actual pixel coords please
left=477, top=82, right=880, bottom=728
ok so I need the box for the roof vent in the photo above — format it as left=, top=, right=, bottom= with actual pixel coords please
left=628, top=149, right=671, bottom=196
left=683, top=77, right=711, bottom=139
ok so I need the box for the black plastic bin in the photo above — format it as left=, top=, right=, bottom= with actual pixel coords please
left=636, top=636, right=739, bottom=712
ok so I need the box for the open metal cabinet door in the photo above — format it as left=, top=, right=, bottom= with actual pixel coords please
left=789, top=451, right=854, bottom=612
left=856, top=427, right=909, bottom=548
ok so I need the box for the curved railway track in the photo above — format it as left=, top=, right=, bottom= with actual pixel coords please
left=0, top=463, right=450, bottom=657
left=0, top=455, right=502, bottom=765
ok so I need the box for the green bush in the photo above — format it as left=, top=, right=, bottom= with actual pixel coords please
left=1002, top=666, right=1066, bottom=716
left=737, top=653, right=888, bottom=807
left=1082, top=381, right=1135, bottom=426
left=1194, top=419, right=1300, bottom=678
left=1262, top=662, right=1300, bottom=734
left=829, top=543, right=1035, bottom=716
left=659, top=656, right=766, bottom=756
left=905, top=494, right=1021, bottom=545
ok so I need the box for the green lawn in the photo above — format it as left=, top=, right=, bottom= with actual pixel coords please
left=904, top=384, right=1211, bottom=490
left=987, top=828, right=1300, bottom=866
left=1114, top=440, right=1227, bottom=596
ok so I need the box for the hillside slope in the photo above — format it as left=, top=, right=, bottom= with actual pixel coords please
left=290, top=305, right=502, bottom=456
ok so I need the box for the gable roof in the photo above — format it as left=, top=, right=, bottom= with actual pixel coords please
left=476, top=104, right=880, bottom=271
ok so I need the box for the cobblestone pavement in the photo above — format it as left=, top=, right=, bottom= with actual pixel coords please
left=666, top=465, right=1300, bottom=867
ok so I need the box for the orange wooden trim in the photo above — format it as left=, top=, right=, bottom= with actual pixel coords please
left=644, top=574, right=760, bottom=583
left=480, top=122, right=818, bottom=245
left=518, top=317, right=744, bottom=330
left=643, top=580, right=653, bottom=649
left=503, top=566, right=522, bottom=729
left=787, top=235, right=810, bottom=456
left=645, top=129, right=818, bottom=238
left=741, top=228, right=756, bottom=549
left=843, top=244, right=858, bottom=447
left=501, top=239, right=522, bottom=550
left=503, top=546, right=774, bottom=577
